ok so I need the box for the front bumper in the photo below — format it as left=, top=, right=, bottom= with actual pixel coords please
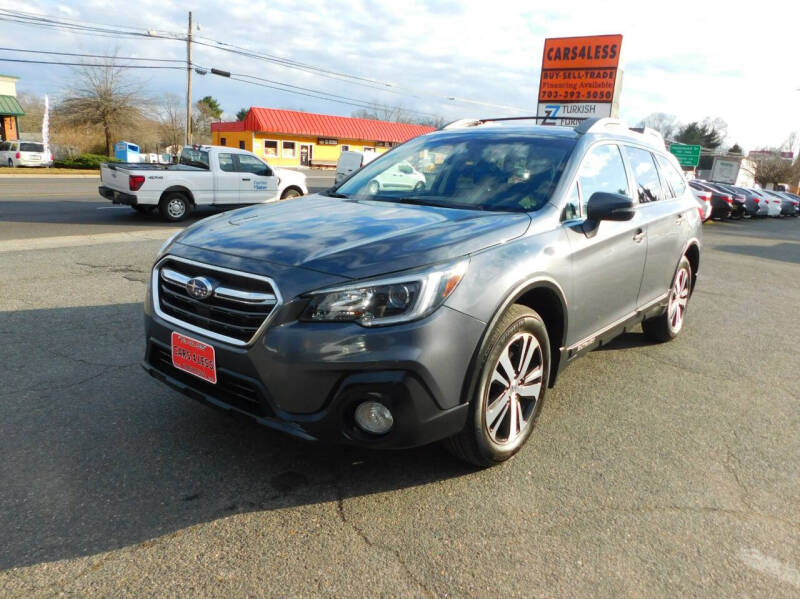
left=99, top=185, right=138, bottom=206
left=143, top=293, right=485, bottom=449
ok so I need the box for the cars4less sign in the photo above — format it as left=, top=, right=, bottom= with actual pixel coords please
left=537, top=34, right=623, bottom=125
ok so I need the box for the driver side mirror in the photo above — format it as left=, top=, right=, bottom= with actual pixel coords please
left=586, top=192, right=635, bottom=222
left=583, top=192, right=635, bottom=236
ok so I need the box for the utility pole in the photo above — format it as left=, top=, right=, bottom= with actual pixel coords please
left=185, top=11, right=193, bottom=146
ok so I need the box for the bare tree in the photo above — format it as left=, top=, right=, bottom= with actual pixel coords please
left=752, top=154, right=793, bottom=187
left=352, top=101, right=444, bottom=127
left=58, top=54, right=147, bottom=156
left=16, top=92, right=45, bottom=136
left=158, top=94, right=186, bottom=156
left=636, top=113, right=679, bottom=139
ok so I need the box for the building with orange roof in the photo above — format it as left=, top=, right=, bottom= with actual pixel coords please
left=211, top=107, right=435, bottom=168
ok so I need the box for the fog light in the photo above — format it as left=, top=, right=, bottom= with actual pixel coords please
left=354, top=401, right=394, bottom=435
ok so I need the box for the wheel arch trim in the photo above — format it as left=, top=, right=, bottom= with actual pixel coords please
left=459, top=275, right=569, bottom=405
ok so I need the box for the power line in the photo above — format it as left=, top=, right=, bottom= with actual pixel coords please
left=0, top=57, right=186, bottom=69
left=0, top=8, right=527, bottom=114
left=0, top=46, right=185, bottom=63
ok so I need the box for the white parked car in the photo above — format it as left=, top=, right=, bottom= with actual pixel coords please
left=0, top=140, right=53, bottom=167
left=367, top=160, right=427, bottom=194
left=99, top=145, right=308, bottom=221
left=690, top=187, right=712, bottom=222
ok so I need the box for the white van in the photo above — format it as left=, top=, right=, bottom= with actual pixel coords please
left=0, top=140, right=53, bottom=167
left=335, top=150, right=378, bottom=184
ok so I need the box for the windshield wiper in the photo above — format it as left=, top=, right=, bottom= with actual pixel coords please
left=322, top=189, right=349, bottom=198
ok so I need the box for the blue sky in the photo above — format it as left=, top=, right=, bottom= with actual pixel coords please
left=2, top=0, right=799, bottom=152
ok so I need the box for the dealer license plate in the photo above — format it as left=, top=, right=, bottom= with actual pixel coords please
left=171, top=332, right=217, bottom=384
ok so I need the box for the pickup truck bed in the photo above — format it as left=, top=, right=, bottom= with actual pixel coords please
left=98, top=145, right=308, bottom=222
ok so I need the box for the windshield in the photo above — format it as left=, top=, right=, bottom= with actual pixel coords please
left=179, top=148, right=210, bottom=170
left=20, top=143, right=44, bottom=153
left=335, top=131, right=576, bottom=212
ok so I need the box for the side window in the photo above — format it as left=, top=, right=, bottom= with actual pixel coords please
left=624, top=146, right=664, bottom=203
left=656, top=154, right=687, bottom=198
left=263, top=140, right=278, bottom=158
left=218, top=153, right=235, bottom=172
left=563, top=181, right=580, bottom=220
left=236, top=154, right=271, bottom=175
left=0, top=142, right=8, bottom=151
left=577, top=144, right=629, bottom=214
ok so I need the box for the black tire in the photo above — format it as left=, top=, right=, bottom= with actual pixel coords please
left=444, top=304, right=550, bottom=468
left=159, top=193, right=190, bottom=222
left=281, top=187, right=302, bottom=200
left=642, top=256, right=692, bottom=343
left=413, top=181, right=425, bottom=191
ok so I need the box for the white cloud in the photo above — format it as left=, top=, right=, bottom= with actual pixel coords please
left=2, top=0, right=799, bottom=150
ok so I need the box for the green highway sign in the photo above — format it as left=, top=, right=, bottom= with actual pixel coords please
left=669, top=143, right=702, bottom=167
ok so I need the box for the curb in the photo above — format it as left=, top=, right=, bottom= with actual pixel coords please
left=0, top=174, right=100, bottom=179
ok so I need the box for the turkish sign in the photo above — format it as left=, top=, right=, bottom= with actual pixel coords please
left=537, top=102, right=612, bottom=126
left=538, top=34, right=623, bottom=105
left=669, top=144, right=702, bottom=167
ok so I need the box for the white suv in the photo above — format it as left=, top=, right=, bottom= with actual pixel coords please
left=0, top=140, right=53, bottom=167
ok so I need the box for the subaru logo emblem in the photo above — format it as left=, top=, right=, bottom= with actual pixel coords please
left=186, top=276, right=215, bottom=300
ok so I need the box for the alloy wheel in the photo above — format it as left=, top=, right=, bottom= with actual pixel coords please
left=484, top=332, right=543, bottom=445
left=668, top=267, right=690, bottom=333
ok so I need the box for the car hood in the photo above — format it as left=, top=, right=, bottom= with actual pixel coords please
left=175, top=194, right=531, bottom=279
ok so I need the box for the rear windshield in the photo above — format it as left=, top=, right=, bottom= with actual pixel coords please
left=179, top=148, right=210, bottom=170
left=20, top=143, right=44, bottom=152
left=336, top=131, right=577, bottom=212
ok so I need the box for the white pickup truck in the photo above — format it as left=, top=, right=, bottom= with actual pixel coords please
left=99, top=145, right=308, bottom=221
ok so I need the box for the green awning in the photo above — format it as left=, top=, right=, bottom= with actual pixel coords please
left=0, top=95, right=24, bottom=116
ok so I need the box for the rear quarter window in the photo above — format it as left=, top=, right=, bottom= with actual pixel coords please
left=656, top=154, right=687, bottom=198
left=624, top=146, right=665, bottom=203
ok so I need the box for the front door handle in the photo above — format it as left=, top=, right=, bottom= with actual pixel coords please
left=633, top=229, right=645, bottom=243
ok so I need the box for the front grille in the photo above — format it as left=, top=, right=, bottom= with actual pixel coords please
left=149, top=342, right=269, bottom=417
left=154, top=257, right=281, bottom=345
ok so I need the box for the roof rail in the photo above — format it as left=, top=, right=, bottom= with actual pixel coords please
left=628, top=126, right=666, bottom=148
left=574, top=117, right=627, bottom=135
left=440, top=118, right=484, bottom=130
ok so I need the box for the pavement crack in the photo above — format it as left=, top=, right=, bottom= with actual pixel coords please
left=335, top=483, right=434, bottom=598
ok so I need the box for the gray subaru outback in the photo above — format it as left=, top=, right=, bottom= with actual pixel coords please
left=143, top=117, right=701, bottom=467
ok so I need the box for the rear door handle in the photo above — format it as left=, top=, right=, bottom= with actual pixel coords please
left=633, top=229, right=645, bottom=243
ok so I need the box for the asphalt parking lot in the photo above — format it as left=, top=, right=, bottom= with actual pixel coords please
left=1, top=179, right=799, bottom=597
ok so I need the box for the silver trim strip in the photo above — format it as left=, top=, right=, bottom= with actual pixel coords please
left=214, top=287, right=277, bottom=305
left=566, top=292, right=669, bottom=354
left=152, top=255, right=283, bottom=347
left=161, top=267, right=277, bottom=305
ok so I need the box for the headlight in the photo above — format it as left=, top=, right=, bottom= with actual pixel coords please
left=155, top=230, right=182, bottom=259
left=300, top=259, right=469, bottom=326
